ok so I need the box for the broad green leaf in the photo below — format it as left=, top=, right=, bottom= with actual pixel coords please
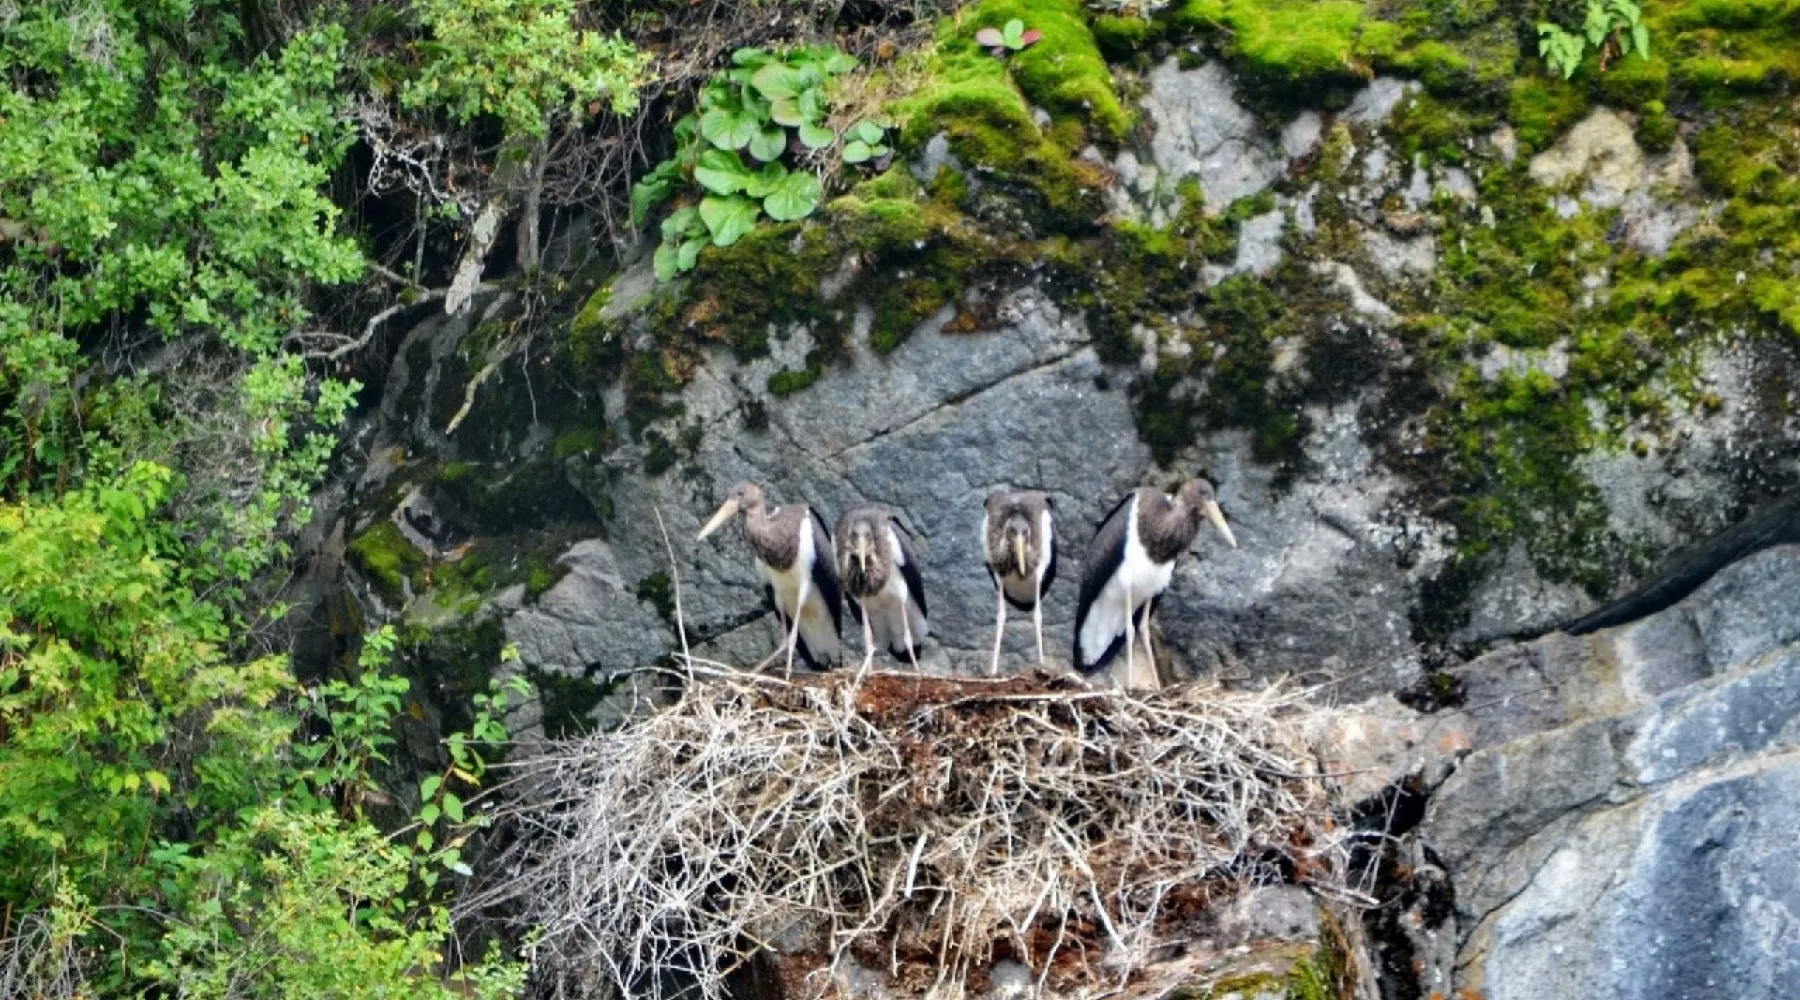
left=677, top=237, right=706, bottom=271
left=1631, top=22, right=1650, bottom=57
left=699, top=195, right=761, bottom=246
left=661, top=204, right=700, bottom=240
left=421, top=802, right=441, bottom=825
left=1583, top=3, right=1610, bottom=46
left=762, top=170, right=821, bottom=222
left=748, top=124, right=788, bottom=162
left=820, top=50, right=858, bottom=74
left=700, top=107, right=761, bottom=150
left=798, top=88, right=827, bottom=123
left=694, top=148, right=754, bottom=195
left=1004, top=19, right=1026, bottom=46
left=745, top=161, right=788, bottom=198
left=769, top=97, right=806, bottom=127
left=842, top=139, right=874, bottom=164
left=654, top=243, right=680, bottom=281
left=750, top=63, right=805, bottom=101
left=732, top=47, right=771, bottom=67
left=853, top=121, right=885, bottom=145
left=798, top=122, right=836, bottom=149
left=442, top=792, right=465, bottom=823
left=420, top=774, right=443, bottom=801
left=145, top=770, right=170, bottom=795
left=631, top=174, right=672, bottom=229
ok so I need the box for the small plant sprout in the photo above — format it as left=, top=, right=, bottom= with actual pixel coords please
left=840, top=121, right=891, bottom=165
left=976, top=19, right=1041, bottom=56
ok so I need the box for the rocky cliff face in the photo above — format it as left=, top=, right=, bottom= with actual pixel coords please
left=1331, top=542, right=1800, bottom=999
left=293, top=2, right=1800, bottom=995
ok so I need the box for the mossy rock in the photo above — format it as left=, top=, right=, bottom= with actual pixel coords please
left=957, top=0, right=1132, bottom=142
left=348, top=520, right=427, bottom=603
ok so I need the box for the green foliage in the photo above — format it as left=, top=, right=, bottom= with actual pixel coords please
left=0, top=469, right=528, bottom=997
left=633, top=46, right=889, bottom=279
left=403, top=0, right=645, bottom=135
left=0, top=3, right=365, bottom=547
left=1537, top=0, right=1651, bottom=79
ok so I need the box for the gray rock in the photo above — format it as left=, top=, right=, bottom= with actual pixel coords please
left=1474, top=754, right=1800, bottom=1000
left=1140, top=59, right=1282, bottom=212
left=1628, top=647, right=1800, bottom=785
left=1360, top=227, right=1437, bottom=280
left=1281, top=111, right=1323, bottom=161
left=910, top=131, right=962, bottom=183
left=1204, top=209, right=1286, bottom=285
left=1344, top=77, right=1417, bottom=125
left=1527, top=108, right=1701, bottom=257
left=504, top=539, right=675, bottom=676
left=1424, top=544, right=1800, bottom=998
left=1454, top=542, right=1588, bottom=644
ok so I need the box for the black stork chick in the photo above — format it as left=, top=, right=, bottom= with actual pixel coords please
left=696, top=482, right=844, bottom=674
left=834, top=505, right=929, bottom=672
left=1073, top=480, right=1236, bottom=690
left=981, top=489, right=1057, bottom=674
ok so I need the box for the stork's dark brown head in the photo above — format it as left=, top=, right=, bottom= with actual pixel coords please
left=697, top=481, right=765, bottom=540
left=1176, top=479, right=1236, bottom=549
left=835, top=506, right=892, bottom=598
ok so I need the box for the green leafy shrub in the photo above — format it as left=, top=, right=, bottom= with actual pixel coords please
left=404, top=0, right=645, bottom=135
left=631, top=46, right=892, bottom=280
left=1538, top=0, right=1651, bottom=79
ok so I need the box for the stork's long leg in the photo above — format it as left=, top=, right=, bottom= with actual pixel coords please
left=784, top=577, right=810, bottom=678
left=1122, top=584, right=1136, bottom=691
left=900, top=605, right=919, bottom=672
left=860, top=603, right=876, bottom=675
left=989, top=584, right=1007, bottom=676
left=1032, top=577, right=1045, bottom=666
left=1140, top=604, right=1159, bottom=690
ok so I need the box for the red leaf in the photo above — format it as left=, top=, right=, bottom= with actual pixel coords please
left=1020, top=29, right=1042, bottom=46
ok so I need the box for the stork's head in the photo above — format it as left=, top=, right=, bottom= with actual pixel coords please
left=845, top=516, right=878, bottom=576
left=1003, top=513, right=1033, bottom=573
left=1177, top=478, right=1237, bottom=549
left=697, top=481, right=763, bottom=540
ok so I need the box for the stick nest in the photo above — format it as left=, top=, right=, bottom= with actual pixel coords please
left=485, top=669, right=1348, bottom=1000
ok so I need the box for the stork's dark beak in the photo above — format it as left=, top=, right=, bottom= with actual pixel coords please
left=1012, top=534, right=1028, bottom=573
left=696, top=498, right=741, bottom=541
left=1203, top=499, right=1237, bottom=549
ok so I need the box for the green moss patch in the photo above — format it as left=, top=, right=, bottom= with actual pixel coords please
left=959, top=0, right=1132, bottom=141
left=348, top=520, right=427, bottom=603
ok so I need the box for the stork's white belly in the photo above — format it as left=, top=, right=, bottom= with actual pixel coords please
left=1077, top=498, right=1173, bottom=667
left=857, top=525, right=927, bottom=656
left=755, top=520, right=838, bottom=663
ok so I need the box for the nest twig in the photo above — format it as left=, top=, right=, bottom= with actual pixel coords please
left=474, top=666, right=1349, bottom=1000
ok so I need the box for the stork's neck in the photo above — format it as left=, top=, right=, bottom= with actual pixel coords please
left=1138, top=490, right=1202, bottom=564
left=741, top=500, right=787, bottom=568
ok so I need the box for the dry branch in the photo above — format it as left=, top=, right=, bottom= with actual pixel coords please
left=476, top=669, right=1349, bottom=1000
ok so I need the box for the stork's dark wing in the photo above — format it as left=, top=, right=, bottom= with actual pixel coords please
left=808, top=506, right=844, bottom=639
left=890, top=518, right=928, bottom=620
left=1073, top=492, right=1134, bottom=674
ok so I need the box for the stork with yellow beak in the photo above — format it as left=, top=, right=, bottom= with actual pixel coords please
left=981, top=489, right=1057, bottom=674
left=696, top=482, right=844, bottom=674
left=1073, top=479, right=1237, bottom=690
left=834, top=504, right=929, bottom=672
